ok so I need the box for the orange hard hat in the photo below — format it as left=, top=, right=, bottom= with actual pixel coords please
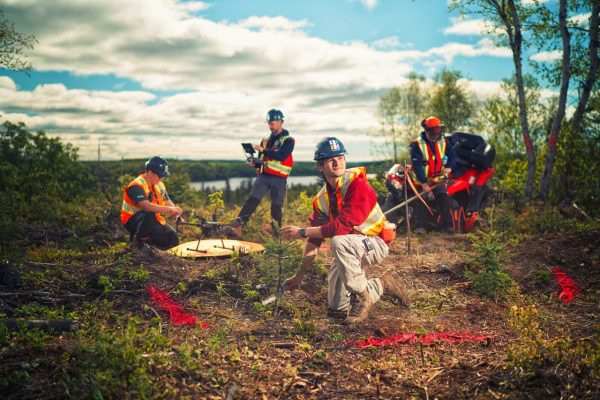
left=421, top=116, right=444, bottom=129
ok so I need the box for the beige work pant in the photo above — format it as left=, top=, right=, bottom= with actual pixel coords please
left=328, top=234, right=389, bottom=312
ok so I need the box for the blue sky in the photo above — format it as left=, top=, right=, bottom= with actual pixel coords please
left=0, top=0, right=560, bottom=161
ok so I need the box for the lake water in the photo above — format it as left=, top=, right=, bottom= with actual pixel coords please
left=190, top=173, right=377, bottom=191
left=190, top=175, right=321, bottom=191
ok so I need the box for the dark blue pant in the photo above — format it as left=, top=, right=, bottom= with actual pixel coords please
left=124, top=211, right=179, bottom=250
left=409, top=185, right=452, bottom=230
left=238, top=173, right=287, bottom=227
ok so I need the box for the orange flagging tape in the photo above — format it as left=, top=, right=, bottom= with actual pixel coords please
left=351, top=332, right=491, bottom=348
left=551, top=267, right=580, bottom=303
left=147, top=285, right=209, bottom=328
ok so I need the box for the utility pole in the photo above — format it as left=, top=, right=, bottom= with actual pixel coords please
left=404, top=161, right=412, bottom=255
left=97, top=138, right=101, bottom=162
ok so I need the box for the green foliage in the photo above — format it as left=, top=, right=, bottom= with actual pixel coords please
left=26, top=246, right=83, bottom=264
left=551, top=123, right=600, bottom=213
left=95, top=265, right=149, bottom=296
left=254, top=239, right=303, bottom=287
left=0, top=10, right=37, bottom=71
left=373, top=73, right=428, bottom=163
left=208, top=191, right=225, bottom=215
left=62, top=318, right=166, bottom=399
left=285, top=191, right=314, bottom=225
left=428, top=68, right=475, bottom=132
left=241, top=283, right=261, bottom=302
left=508, top=304, right=600, bottom=393
left=98, top=275, right=115, bottom=295
left=164, top=171, right=204, bottom=206
left=291, top=318, right=317, bottom=338
left=291, top=305, right=317, bottom=338
left=0, top=122, right=95, bottom=254
left=463, top=230, right=514, bottom=300
left=16, top=303, right=67, bottom=319
left=368, top=175, right=387, bottom=199
left=479, top=75, right=549, bottom=157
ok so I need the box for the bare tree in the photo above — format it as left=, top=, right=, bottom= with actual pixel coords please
left=570, top=4, right=599, bottom=141
left=539, top=0, right=571, bottom=201
left=450, top=0, right=537, bottom=200
left=0, top=10, right=37, bottom=72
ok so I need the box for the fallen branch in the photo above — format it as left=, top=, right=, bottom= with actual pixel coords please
left=0, top=290, right=52, bottom=297
left=571, top=203, right=592, bottom=221
left=274, top=342, right=296, bottom=349
left=1, top=318, right=79, bottom=333
left=23, top=261, right=59, bottom=268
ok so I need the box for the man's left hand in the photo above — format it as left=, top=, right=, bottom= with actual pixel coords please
left=281, top=226, right=300, bottom=239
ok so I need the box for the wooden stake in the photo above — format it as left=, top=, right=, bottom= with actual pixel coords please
left=404, top=161, right=412, bottom=255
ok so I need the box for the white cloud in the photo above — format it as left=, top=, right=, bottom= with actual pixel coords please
left=444, top=18, right=494, bottom=36
left=177, top=1, right=210, bottom=13
left=570, top=12, right=591, bottom=26
left=530, top=50, right=561, bottom=62
left=371, top=36, right=407, bottom=50
left=236, top=16, right=311, bottom=33
left=424, top=38, right=511, bottom=64
left=361, top=0, right=378, bottom=10
left=0, top=76, right=17, bottom=90
left=0, top=0, right=515, bottom=160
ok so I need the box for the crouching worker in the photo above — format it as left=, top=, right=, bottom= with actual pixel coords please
left=121, top=156, right=183, bottom=254
left=281, top=137, right=409, bottom=325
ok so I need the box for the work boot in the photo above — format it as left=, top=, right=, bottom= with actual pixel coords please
left=343, top=290, right=373, bottom=325
left=466, top=185, right=485, bottom=216
left=229, top=219, right=244, bottom=239
left=327, top=309, right=348, bottom=320
left=130, top=234, right=144, bottom=255
left=141, top=246, right=158, bottom=259
left=379, top=269, right=410, bottom=307
left=414, top=227, right=427, bottom=235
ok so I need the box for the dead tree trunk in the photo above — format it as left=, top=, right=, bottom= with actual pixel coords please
left=540, top=0, right=572, bottom=202
left=571, top=3, right=599, bottom=134
left=490, top=0, right=537, bottom=200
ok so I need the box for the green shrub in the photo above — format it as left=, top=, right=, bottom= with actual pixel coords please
left=463, top=230, right=513, bottom=300
left=0, top=121, right=93, bottom=254
left=62, top=318, right=166, bottom=399
left=508, top=304, right=600, bottom=394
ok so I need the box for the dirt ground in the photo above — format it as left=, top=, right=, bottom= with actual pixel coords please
left=1, top=228, right=599, bottom=399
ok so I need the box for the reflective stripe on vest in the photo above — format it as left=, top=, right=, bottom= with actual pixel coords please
left=120, top=175, right=167, bottom=225
left=413, top=137, right=447, bottom=184
left=262, top=135, right=294, bottom=178
left=312, top=167, right=386, bottom=236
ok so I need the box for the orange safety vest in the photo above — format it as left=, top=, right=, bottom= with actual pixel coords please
left=411, top=136, right=447, bottom=184
left=121, top=174, right=168, bottom=225
left=312, top=167, right=386, bottom=236
left=260, top=134, right=294, bottom=178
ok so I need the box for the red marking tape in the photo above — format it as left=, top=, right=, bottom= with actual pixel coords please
left=147, top=285, right=209, bottom=328
left=551, top=267, right=579, bottom=303
left=351, top=332, right=490, bottom=348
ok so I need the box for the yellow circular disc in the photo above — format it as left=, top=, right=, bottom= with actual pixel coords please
left=168, top=239, right=265, bottom=258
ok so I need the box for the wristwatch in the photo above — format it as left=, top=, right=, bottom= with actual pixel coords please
left=299, top=228, right=307, bottom=238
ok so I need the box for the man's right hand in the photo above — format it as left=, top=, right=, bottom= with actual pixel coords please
left=246, top=161, right=256, bottom=167
left=422, top=183, right=431, bottom=193
left=169, top=206, right=183, bottom=217
left=284, top=272, right=304, bottom=292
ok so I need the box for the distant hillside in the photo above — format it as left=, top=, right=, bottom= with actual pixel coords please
left=83, top=159, right=390, bottom=181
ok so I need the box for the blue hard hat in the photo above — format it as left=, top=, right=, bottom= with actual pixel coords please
left=266, top=109, right=284, bottom=122
left=313, top=137, right=347, bottom=161
left=145, top=156, right=170, bottom=177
